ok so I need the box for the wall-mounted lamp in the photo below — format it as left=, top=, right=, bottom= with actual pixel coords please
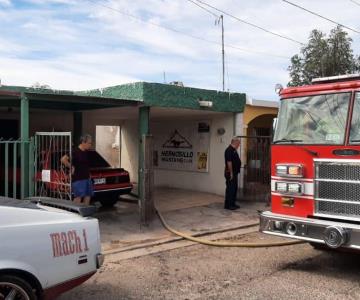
left=198, top=99, right=213, bottom=108
left=217, top=128, right=226, bottom=135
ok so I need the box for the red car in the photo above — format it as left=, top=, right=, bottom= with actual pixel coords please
left=88, top=150, right=133, bottom=207
left=36, top=150, right=133, bottom=207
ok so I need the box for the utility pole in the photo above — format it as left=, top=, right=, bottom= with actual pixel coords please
left=220, top=15, right=225, bottom=92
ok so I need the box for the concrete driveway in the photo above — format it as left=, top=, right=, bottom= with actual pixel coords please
left=95, top=187, right=267, bottom=253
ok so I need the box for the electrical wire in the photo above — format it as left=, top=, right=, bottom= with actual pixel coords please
left=86, top=0, right=290, bottom=59
left=184, top=0, right=224, bottom=91
left=193, top=0, right=304, bottom=45
left=349, top=0, right=360, bottom=6
left=184, top=0, right=219, bottom=18
left=282, top=0, right=360, bottom=34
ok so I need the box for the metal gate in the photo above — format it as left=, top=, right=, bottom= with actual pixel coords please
left=0, top=138, right=34, bottom=199
left=245, top=136, right=271, bottom=184
left=239, top=136, right=271, bottom=200
left=34, top=132, right=72, bottom=200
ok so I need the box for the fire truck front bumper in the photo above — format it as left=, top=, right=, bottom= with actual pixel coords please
left=260, top=211, right=360, bottom=249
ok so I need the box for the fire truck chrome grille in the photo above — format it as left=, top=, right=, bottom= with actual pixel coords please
left=318, top=181, right=360, bottom=201
left=318, top=163, right=360, bottom=181
left=317, top=201, right=360, bottom=218
left=315, top=161, right=360, bottom=219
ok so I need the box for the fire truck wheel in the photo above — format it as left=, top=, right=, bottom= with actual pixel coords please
left=0, top=275, right=37, bottom=300
left=99, top=197, right=118, bottom=208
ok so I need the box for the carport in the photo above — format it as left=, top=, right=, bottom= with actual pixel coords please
left=0, top=82, right=246, bottom=224
left=0, top=86, right=141, bottom=199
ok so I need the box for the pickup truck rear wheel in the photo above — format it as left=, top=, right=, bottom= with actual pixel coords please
left=0, top=275, right=37, bottom=300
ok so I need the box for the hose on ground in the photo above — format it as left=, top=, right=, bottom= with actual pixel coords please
left=156, top=209, right=305, bottom=248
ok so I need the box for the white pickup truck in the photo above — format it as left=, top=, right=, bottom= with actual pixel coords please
left=0, top=197, right=103, bottom=300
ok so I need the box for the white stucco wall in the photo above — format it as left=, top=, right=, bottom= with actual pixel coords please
left=152, top=113, right=234, bottom=196
left=120, top=120, right=138, bottom=183
left=83, top=109, right=139, bottom=183
left=83, top=111, right=117, bottom=146
left=95, top=111, right=236, bottom=195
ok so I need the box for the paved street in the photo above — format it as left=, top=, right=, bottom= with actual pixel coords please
left=60, top=232, right=360, bottom=300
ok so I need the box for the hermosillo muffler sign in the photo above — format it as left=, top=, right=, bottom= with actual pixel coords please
left=153, top=121, right=210, bottom=172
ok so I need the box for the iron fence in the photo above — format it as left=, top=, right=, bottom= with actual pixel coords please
left=0, top=138, right=34, bottom=199
left=237, top=135, right=271, bottom=200
left=244, top=135, right=271, bottom=184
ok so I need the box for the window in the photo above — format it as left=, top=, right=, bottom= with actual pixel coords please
left=274, top=93, right=350, bottom=145
left=349, top=92, right=360, bottom=144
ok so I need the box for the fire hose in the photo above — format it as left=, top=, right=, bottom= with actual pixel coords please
left=156, top=208, right=305, bottom=248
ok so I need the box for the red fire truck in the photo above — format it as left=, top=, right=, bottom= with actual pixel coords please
left=260, top=74, right=360, bottom=249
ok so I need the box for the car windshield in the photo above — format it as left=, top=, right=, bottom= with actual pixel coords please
left=349, top=92, right=360, bottom=144
left=273, top=93, right=351, bottom=145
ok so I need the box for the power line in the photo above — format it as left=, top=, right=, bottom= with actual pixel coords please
left=184, top=0, right=219, bottom=18
left=225, top=44, right=290, bottom=59
left=86, top=0, right=290, bottom=59
left=193, top=0, right=304, bottom=45
left=185, top=0, right=225, bottom=90
left=282, top=0, right=360, bottom=34
left=350, top=0, right=360, bottom=7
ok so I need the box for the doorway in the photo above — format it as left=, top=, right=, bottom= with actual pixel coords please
left=95, top=125, right=121, bottom=167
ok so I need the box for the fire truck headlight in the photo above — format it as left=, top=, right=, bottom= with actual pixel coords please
left=287, top=183, right=302, bottom=194
left=275, top=182, right=288, bottom=192
left=276, top=165, right=288, bottom=176
left=288, top=165, right=302, bottom=176
left=276, top=164, right=303, bottom=177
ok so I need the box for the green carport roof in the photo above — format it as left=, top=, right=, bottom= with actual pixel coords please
left=0, top=85, right=141, bottom=111
left=0, top=81, right=246, bottom=113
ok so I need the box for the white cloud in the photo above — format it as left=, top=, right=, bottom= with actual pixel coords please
left=0, top=0, right=359, bottom=100
left=0, top=0, right=11, bottom=6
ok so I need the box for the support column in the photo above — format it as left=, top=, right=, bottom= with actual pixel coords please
left=235, top=112, right=246, bottom=194
left=73, top=111, right=83, bottom=146
left=138, top=106, right=153, bottom=225
left=20, top=93, right=29, bottom=199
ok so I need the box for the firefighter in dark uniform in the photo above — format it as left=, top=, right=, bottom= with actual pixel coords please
left=224, top=137, right=241, bottom=210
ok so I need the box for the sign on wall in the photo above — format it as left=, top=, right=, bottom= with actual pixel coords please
left=153, top=121, right=210, bottom=173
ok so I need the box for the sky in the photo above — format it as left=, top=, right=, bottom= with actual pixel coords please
left=0, top=0, right=359, bottom=101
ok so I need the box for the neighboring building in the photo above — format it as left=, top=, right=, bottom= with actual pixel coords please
left=237, top=96, right=279, bottom=200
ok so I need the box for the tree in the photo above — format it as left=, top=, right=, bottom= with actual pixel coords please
left=288, top=55, right=303, bottom=87
left=354, top=55, right=360, bottom=72
left=327, top=26, right=354, bottom=75
left=288, top=26, right=358, bottom=86
left=302, top=29, right=329, bottom=82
